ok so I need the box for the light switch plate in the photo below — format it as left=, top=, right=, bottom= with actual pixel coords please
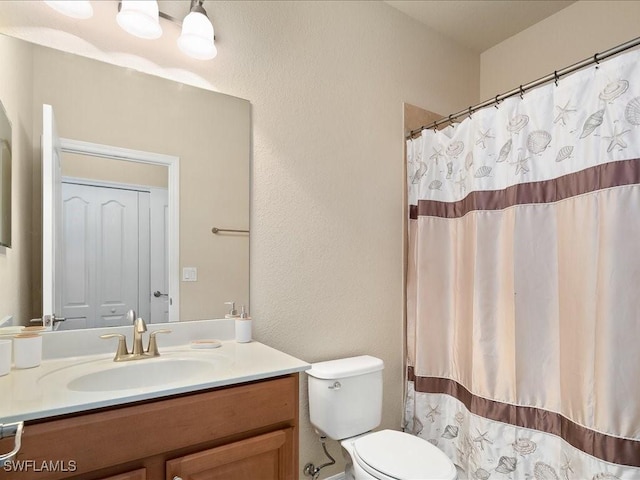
left=182, top=267, right=197, bottom=282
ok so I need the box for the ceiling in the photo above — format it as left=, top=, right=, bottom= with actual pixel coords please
left=385, top=1, right=576, bottom=53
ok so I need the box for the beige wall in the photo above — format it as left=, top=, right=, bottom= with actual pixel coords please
left=0, top=35, right=33, bottom=326
left=480, top=1, right=640, bottom=99
left=0, top=1, right=480, bottom=476
left=30, top=45, right=250, bottom=321
left=212, top=3, right=478, bottom=475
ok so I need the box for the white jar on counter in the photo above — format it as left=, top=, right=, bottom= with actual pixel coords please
left=0, top=339, right=11, bottom=376
left=13, top=333, right=42, bottom=369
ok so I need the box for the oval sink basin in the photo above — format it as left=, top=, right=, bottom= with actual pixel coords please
left=39, top=353, right=230, bottom=393
left=67, top=358, right=214, bottom=392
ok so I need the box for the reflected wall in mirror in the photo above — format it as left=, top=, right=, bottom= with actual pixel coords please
left=0, top=33, right=250, bottom=328
left=0, top=100, right=11, bottom=248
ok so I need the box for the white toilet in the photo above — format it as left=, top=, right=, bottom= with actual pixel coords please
left=307, top=355, right=457, bottom=480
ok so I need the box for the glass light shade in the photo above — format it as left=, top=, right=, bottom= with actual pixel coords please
left=178, top=11, right=217, bottom=60
left=117, top=0, right=162, bottom=40
left=44, top=1, right=93, bottom=19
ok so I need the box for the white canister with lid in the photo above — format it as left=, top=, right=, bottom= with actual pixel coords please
left=13, top=333, right=43, bottom=369
left=0, top=339, right=11, bottom=376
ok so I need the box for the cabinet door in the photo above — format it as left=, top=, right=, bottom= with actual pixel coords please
left=166, top=429, right=294, bottom=480
left=99, top=469, right=146, bottom=480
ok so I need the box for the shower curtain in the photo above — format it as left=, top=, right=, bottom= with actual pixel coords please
left=405, top=48, right=640, bottom=479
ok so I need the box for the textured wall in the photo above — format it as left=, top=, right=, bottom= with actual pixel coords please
left=0, top=1, right=479, bottom=476
left=480, top=1, right=640, bottom=99
left=219, top=3, right=478, bottom=475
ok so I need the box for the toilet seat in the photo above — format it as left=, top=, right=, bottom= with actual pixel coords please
left=352, top=430, right=457, bottom=480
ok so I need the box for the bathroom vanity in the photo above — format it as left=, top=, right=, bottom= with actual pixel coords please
left=2, top=375, right=298, bottom=479
left=0, top=320, right=309, bottom=480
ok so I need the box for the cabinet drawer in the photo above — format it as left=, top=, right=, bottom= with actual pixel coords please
left=98, top=468, right=146, bottom=480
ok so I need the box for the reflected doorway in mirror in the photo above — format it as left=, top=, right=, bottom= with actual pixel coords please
left=42, top=104, right=180, bottom=329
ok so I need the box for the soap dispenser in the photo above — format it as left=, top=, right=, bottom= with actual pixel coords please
left=235, top=306, right=252, bottom=343
left=224, top=301, right=240, bottom=319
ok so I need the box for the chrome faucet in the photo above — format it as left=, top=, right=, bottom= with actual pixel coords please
left=100, top=310, right=171, bottom=362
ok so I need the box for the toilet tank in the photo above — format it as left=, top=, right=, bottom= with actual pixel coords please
left=306, top=355, right=384, bottom=440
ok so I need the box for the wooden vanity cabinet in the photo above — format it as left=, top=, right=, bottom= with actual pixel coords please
left=0, top=374, right=299, bottom=480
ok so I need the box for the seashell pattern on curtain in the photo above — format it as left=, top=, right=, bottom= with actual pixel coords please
left=406, top=48, right=640, bottom=479
left=407, top=49, right=640, bottom=206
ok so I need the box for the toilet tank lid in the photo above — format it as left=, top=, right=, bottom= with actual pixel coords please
left=306, top=355, right=384, bottom=380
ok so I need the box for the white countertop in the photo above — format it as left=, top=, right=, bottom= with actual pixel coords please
left=0, top=320, right=310, bottom=424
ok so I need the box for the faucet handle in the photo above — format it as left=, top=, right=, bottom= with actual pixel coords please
left=147, top=329, right=171, bottom=357
left=100, top=333, right=129, bottom=361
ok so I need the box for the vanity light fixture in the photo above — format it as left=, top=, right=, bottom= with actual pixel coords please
left=177, top=0, right=217, bottom=60
left=116, top=0, right=163, bottom=40
left=44, top=0, right=94, bottom=19
left=46, top=0, right=217, bottom=60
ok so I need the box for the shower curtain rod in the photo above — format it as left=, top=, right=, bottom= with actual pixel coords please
left=407, top=36, right=640, bottom=139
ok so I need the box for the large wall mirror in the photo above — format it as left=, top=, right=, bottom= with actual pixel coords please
left=0, top=33, right=250, bottom=329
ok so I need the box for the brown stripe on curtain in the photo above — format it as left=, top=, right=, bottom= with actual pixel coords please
left=409, top=158, right=640, bottom=219
left=407, top=367, right=640, bottom=467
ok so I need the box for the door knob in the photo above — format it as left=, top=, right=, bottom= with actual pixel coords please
left=42, top=315, right=66, bottom=330
left=153, top=291, right=168, bottom=298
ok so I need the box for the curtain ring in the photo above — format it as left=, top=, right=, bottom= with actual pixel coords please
left=554, top=70, right=559, bottom=87
left=494, top=94, right=500, bottom=109
left=449, top=114, right=453, bottom=125
left=519, top=85, right=524, bottom=100
left=468, top=106, right=473, bottom=119
left=594, top=53, right=600, bottom=69
left=432, top=121, right=437, bottom=132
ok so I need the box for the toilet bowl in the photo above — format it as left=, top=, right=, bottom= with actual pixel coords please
left=341, top=430, right=457, bottom=480
left=306, top=356, right=457, bottom=480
